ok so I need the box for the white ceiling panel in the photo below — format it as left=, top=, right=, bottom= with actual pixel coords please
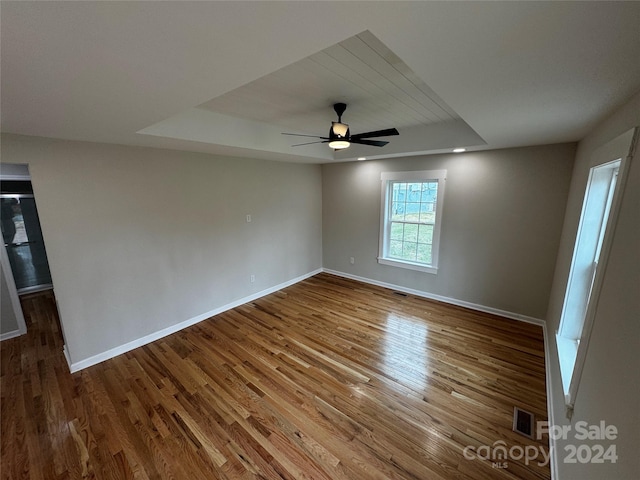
left=200, top=31, right=461, bottom=136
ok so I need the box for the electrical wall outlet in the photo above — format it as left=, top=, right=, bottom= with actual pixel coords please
left=250, top=274, right=255, bottom=283
left=350, top=257, right=355, bottom=265
left=246, top=214, right=252, bottom=223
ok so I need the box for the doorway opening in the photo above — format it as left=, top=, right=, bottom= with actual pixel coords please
left=1, top=180, right=53, bottom=295
left=1, top=163, right=64, bottom=348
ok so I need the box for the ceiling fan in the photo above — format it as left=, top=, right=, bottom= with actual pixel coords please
left=282, top=103, right=399, bottom=150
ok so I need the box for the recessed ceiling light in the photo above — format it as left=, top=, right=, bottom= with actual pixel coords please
left=357, top=157, right=366, bottom=161
left=453, top=148, right=466, bottom=153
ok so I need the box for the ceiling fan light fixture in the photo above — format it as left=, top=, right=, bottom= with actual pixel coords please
left=331, top=122, right=350, bottom=138
left=328, top=140, right=350, bottom=150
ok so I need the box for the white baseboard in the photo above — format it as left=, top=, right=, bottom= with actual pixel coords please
left=0, top=327, right=26, bottom=342
left=63, top=344, right=72, bottom=371
left=322, top=268, right=546, bottom=326
left=66, top=268, right=323, bottom=373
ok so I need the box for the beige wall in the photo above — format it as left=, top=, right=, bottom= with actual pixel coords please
left=322, top=144, right=576, bottom=319
left=546, top=91, right=640, bottom=479
left=0, top=134, right=323, bottom=365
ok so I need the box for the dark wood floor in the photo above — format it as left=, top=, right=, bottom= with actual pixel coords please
left=1, top=273, right=550, bottom=479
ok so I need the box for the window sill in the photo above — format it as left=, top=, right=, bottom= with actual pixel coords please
left=377, top=257, right=438, bottom=274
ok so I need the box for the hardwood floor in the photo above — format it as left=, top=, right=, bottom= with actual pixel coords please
left=1, top=273, right=550, bottom=479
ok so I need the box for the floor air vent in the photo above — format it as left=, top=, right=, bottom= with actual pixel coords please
left=513, top=406, right=534, bottom=438
left=392, top=291, right=408, bottom=297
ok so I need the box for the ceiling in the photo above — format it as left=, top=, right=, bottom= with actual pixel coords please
left=2, top=1, right=640, bottom=164
left=201, top=31, right=461, bottom=132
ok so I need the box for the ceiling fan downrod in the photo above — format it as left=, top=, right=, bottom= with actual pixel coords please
left=333, top=102, right=347, bottom=123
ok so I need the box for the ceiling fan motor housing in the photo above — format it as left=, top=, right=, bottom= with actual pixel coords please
left=330, top=122, right=350, bottom=140
left=331, top=103, right=350, bottom=139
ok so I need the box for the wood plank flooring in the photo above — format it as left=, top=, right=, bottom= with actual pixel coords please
left=1, top=273, right=550, bottom=479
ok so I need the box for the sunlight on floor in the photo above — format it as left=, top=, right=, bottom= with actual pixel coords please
left=382, top=313, right=429, bottom=391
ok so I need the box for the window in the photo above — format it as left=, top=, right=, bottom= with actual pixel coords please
left=557, top=158, right=621, bottom=410
left=378, top=170, right=446, bottom=274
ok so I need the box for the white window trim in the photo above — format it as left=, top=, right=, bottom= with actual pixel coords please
left=378, top=170, right=446, bottom=274
left=556, top=126, right=637, bottom=415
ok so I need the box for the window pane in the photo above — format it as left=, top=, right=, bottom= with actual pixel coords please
left=420, top=212, right=435, bottom=223
left=417, top=244, right=432, bottom=264
left=393, top=183, right=407, bottom=203
left=422, top=182, right=438, bottom=200
left=390, top=223, right=404, bottom=240
left=402, top=242, right=417, bottom=261
left=391, top=202, right=405, bottom=221
left=392, top=182, right=406, bottom=221
left=417, top=224, right=433, bottom=244
left=419, top=202, right=436, bottom=223
left=389, top=240, right=403, bottom=257
left=559, top=161, right=620, bottom=346
left=404, top=203, right=420, bottom=221
left=407, top=183, right=421, bottom=202
left=403, top=224, right=418, bottom=243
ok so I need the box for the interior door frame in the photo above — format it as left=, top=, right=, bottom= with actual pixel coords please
left=1, top=241, right=27, bottom=340
left=0, top=163, right=31, bottom=340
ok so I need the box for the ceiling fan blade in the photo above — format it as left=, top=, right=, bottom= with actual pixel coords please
left=351, top=139, right=389, bottom=147
left=291, top=140, right=330, bottom=147
left=351, top=128, right=399, bottom=140
left=282, top=133, right=329, bottom=139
